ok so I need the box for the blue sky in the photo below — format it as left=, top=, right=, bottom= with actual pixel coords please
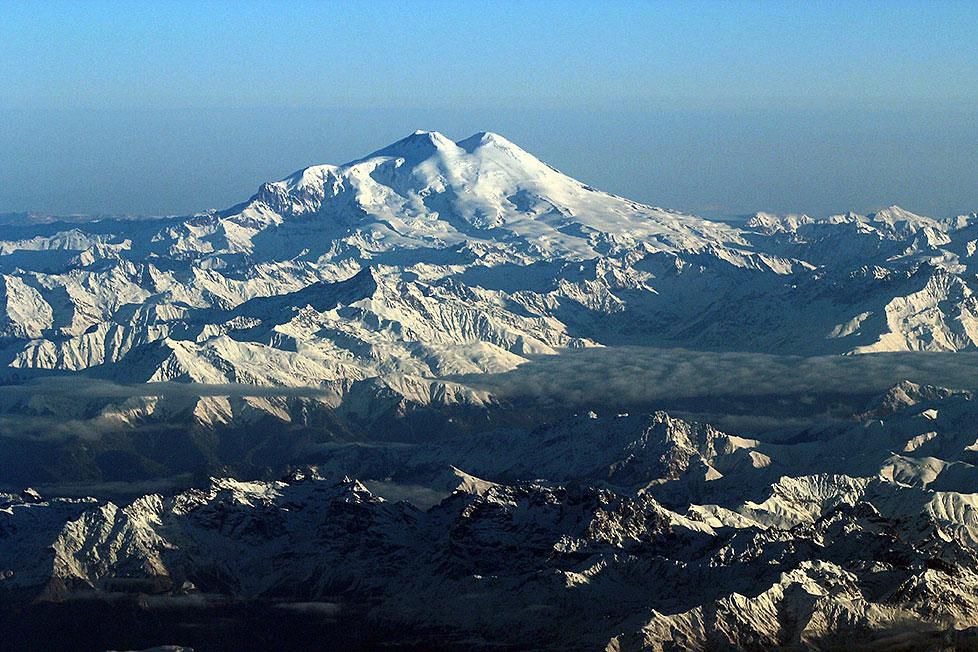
left=1, top=1, right=977, bottom=217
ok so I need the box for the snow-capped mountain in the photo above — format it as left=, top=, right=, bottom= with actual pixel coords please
left=5, top=131, right=978, bottom=650
left=3, top=130, right=978, bottom=416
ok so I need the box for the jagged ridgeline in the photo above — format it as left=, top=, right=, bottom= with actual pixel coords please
left=4, top=132, right=978, bottom=650
left=2, top=130, right=978, bottom=387
left=9, top=387, right=978, bottom=650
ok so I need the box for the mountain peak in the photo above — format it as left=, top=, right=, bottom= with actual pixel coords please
left=215, top=127, right=746, bottom=261
left=456, top=131, right=520, bottom=153
left=367, top=130, right=530, bottom=162
left=867, top=205, right=943, bottom=236
left=407, top=129, right=454, bottom=145
left=367, top=130, right=459, bottom=161
left=869, top=205, right=932, bottom=223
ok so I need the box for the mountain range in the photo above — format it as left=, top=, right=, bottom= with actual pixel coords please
left=3, top=131, right=978, bottom=400
left=4, top=131, right=978, bottom=650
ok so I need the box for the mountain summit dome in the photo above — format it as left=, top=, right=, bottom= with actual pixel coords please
left=219, top=130, right=743, bottom=261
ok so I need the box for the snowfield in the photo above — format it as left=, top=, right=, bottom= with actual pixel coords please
left=3, top=130, right=978, bottom=405
left=4, top=131, right=978, bottom=650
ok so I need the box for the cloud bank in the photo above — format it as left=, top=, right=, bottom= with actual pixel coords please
left=450, top=347, right=978, bottom=427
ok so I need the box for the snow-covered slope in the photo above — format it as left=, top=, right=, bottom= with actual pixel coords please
left=4, top=130, right=978, bottom=418
left=9, top=383, right=978, bottom=650
left=6, top=130, right=978, bottom=648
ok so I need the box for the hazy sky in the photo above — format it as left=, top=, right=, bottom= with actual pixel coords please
left=1, top=1, right=977, bottom=218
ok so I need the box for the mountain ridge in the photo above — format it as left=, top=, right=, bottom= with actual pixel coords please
left=9, top=386, right=978, bottom=649
left=6, top=145, right=978, bottom=649
left=0, top=130, right=977, bottom=413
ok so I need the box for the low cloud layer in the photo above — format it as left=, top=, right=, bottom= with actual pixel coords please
left=0, top=377, right=333, bottom=400
left=8, top=348, right=977, bottom=413
left=1, top=349, right=977, bottom=444
left=451, top=347, right=978, bottom=427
